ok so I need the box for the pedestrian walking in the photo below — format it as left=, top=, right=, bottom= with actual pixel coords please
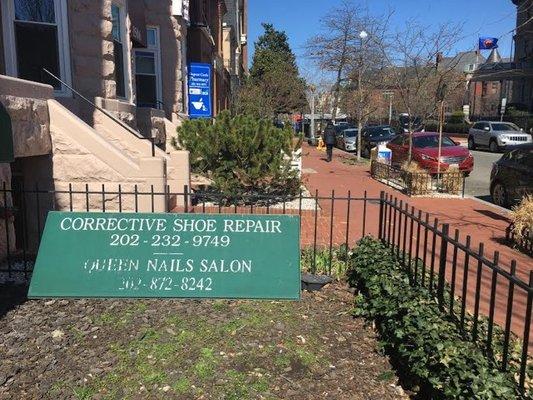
left=323, top=127, right=336, bottom=162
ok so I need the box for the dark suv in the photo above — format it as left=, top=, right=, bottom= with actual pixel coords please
left=360, top=125, right=396, bottom=158
left=490, top=144, right=533, bottom=207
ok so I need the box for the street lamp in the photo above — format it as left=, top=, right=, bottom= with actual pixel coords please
left=356, top=30, right=368, bottom=161
left=305, top=85, right=317, bottom=143
left=383, top=91, right=394, bottom=125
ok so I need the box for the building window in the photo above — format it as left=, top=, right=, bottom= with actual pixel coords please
left=112, top=4, right=126, bottom=99
left=135, top=27, right=162, bottom=109
left=482, top=82, right=488, bottom=97
left=1, top=0, right=71, bottom=94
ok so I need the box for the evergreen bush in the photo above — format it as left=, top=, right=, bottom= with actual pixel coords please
left=174, top=112, right=301, bottom=201
left=347, top=237, right=526, bottom=399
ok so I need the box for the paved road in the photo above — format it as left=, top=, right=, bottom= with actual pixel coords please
left=464, top=150, right=502, bottom=201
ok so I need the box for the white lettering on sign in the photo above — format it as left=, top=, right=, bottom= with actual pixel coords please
left=62, top=215, right=289, bottom=294
left=59, top=217, right=283, bottom=234
left=223, top=219, right=282, bottom=233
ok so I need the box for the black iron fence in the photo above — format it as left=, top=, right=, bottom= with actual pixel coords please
left=0, top=184, right=531, bottom=391
left=371, top=161, right=466, bottom=197
left=0, top=183, right=377, bottom=278
left=380, top=193, right=533, bottom=392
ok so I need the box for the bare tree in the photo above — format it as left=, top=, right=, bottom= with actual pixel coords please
left=305, top=1, right=363, bottom=121
left=380, top=21, right=465, bottom=163
left=341, top=14, right=391, bottom=161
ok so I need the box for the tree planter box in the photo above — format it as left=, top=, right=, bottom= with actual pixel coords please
left=506, top=224, right=533, bottom=257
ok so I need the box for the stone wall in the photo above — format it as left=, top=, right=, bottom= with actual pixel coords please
left=58, top=0, right=118, bottom=126
left=137, top=108, right=167, bottom=148
left=0, top=96, right=52, bottom=158
left=144, top=0, right=187, bottom=121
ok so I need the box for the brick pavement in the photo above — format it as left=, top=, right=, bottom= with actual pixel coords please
left=301, top=143, right=532, bottom=347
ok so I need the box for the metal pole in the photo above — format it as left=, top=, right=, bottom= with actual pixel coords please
left=310, top=93, right=316, bottom=142
left=388, top=94, right=393, bottom=125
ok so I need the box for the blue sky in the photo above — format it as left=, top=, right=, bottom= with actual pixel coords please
left=248, top=0, right=517, bottom=79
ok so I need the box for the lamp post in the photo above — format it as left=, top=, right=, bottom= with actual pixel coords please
left=383, top=91, right=394, bottom=125
left=356, top=30, right=368, bottom=161
left=306, top=85, right=317, bottom=143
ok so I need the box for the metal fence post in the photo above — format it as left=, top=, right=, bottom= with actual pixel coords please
left=378, top=191, right=385, bottom=241
left=183, top=185, right=189, bottom=213
left=437, top=223, right=450, bottom=308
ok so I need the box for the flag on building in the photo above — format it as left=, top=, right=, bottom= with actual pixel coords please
left=479, top=37, right=499, bottom=50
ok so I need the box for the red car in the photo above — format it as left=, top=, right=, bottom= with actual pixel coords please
left=387, top=132, right=474, bottom=175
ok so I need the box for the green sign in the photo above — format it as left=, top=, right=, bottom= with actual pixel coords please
left=28, top=212, right=301, bottom=300
left=0, top=102, right=14, bottom=162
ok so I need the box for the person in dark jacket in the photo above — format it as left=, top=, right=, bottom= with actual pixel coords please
left=323, top=126, right=336, bottom=162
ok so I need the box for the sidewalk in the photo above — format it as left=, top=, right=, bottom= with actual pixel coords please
left=302, top=143, right=532, bottom=344
left=302, top=143, right=530, bottom=276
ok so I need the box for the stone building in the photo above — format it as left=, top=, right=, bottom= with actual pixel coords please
left=187, top=0, right=247, bottom=115
left=0, top=0, right=195, bottom=260
left=511, top=0, right=533, bottom=112
left=469, top=0, right=533, bottom=117
left=223, top=0, right=248, bottom=96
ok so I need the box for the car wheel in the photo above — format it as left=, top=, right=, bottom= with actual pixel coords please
left=468, top=137, right=476, bottom=150
left=491, top=182, right=508, bottom=208
left=489, top=140, right=499, bottom=153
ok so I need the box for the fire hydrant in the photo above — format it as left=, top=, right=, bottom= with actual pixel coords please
left=317, top=136, right=326, bottom=151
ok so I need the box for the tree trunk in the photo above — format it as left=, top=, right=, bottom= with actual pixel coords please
left=331, top=67, right=343, bottom=122
left=357, top=69, right=363, bottom=161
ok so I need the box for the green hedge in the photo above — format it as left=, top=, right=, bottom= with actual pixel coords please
left=425, top=120, right=471, bottom=134
left=347, top=237, right=521, bottom=399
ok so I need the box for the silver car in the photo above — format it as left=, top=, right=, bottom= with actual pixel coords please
left=336, top=128, right=358, bottom=152
left=468, top=121, right=532, bottom=152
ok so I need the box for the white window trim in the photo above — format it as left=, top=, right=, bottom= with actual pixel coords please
left=1, top=0, right=72, bottom=96
left=112, top=1, right=133, bottom=102
left=134, top=26, right=163, bottom=108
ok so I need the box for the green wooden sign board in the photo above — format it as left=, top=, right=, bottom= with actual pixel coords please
left=0, top=102, right=15, bottom=163
left=28, top=212, right=301, bottom=300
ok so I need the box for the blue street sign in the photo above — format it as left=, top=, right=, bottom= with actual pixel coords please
left=188, top=63, right=212, bottom=119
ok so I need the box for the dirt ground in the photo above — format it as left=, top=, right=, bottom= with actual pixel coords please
left=0, top=283, right=408, bottom=400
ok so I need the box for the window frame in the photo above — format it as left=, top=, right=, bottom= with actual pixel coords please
left=134, top=26, right=163, bottom=109
left=111, top=1, right=132, bottom=101
left=1, top=0, right=72, bottom=96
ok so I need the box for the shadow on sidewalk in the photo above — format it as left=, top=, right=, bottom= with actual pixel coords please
left=0, top=283, right=28, bottom=319
left=474, top=209, right=510, bottom=222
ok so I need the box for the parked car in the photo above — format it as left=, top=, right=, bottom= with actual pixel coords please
left=468, top=121, right=532, bottom=152
left=336, top=128, right=358, bottom=152
left=387, top=132, right=474, bottom=175
left=490, top=143, right=533, bottom=207
left=393, top=114, right=424, bottom=133
left=360, top=125, right=396, bottom=158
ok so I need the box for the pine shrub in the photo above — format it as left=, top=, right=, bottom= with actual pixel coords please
left=175, top=112, right=301, bottom=200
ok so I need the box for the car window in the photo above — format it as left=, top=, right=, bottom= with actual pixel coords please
left=508, top=148, right=533, bottom=164
left=491, top=123, right=520, bottom=132
left=343, top=129, right=358, bottom=138
left=413, top=136, right=456, bottom=148
left=472, top=122, right=483, bottom=129
left=368, top=127, right=393, bottom=138
left=389, top=136, right=404, bottom=145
